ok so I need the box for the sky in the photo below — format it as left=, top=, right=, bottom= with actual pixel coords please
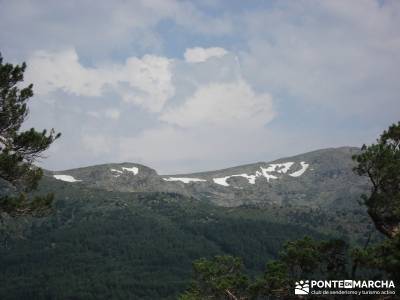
left=1, top=0, right=400, bottom=174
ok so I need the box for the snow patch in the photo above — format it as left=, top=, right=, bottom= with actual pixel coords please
left=270, top=162, right=294, bottom=174
left=53, top=175, right=81, bottom=182
left=260, top=167, right=279, bottom=182
left=163, top=177, right=206, bottom=183
left=231, top=174, right=257, bottom=184
left=213, top=161, right=309, bottom=186
left=289, top=162, right=309, bottom=177
left=213, top=174, right=257, bottom=186
left=122, top=166, right=139, bottom=175
left=110, top=166, right=139, bottom=175
left=213, top=176, right=231, bottom=187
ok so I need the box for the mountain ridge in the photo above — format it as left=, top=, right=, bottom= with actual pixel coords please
left=0, top=146, right=376, bottom=299
left=43, top=146, right=368, bottom=208
left=44, top=146, right=359, bottom=175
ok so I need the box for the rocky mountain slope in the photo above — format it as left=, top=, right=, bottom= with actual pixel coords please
left=0, top=146, right=377, bottom=299
left=46, top=146, right=369, bottom=209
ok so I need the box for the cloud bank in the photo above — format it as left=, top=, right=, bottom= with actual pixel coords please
left=26, top=49, right=175, bottom=113
left=1, top=0, right=399, bottom=173
left=184, top=47, right=228, bottom=63
left=160, top=80, right=274, bottom=128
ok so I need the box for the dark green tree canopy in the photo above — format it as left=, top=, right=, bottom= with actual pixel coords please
left=0, top=53, right=60, bottom=215
left=180, top=255, right=249, bottom=300
left=181, top=122, right=400, bottom=299
left=353, top=122, right=400, bottom=239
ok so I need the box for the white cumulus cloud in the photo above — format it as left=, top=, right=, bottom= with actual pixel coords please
left=160, top=80, right=274, bottom=128
left=118, top=55, right=175, bottom=112
left=184, top=47, right=228, bottom=63
left=239, top=0, right=400, bottom=117
left=26, top=48, right=175, bottom=113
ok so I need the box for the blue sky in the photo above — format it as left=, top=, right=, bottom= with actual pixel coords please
left=1, top=0, right=399, bottom=174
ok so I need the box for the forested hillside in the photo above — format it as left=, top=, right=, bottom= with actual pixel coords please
left=0, top=168, right=376, bottom=299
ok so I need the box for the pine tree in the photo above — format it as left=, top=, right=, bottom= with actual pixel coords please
left=352, top=121, right=400, bottom=282
left=181, top=122, right=400, bottom=297
left=0, top=53, right=60, bottom=216
left=179, top=255, right=249, bottom=300
left=353, top=122, right=400, bottom=238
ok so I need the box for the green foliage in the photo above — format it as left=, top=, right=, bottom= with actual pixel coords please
left=280, top=236, right=323, bottom=277
left=181, top=237, right=352, bottom=299
left=350, top=122, right=400, bottom=283
left=352, top=234, right=400, bottom=282
left=249, top=260, right=289, bottom=298
left=0, top=181, right=332, bottom=300
left=181, top=255, right=249, bottom=300
left=0, top=192, right=53, bottom=216
left=0, top=53, right=60, bottom=216
left=250, top=237, right=350, bottom=298
left=353, top=121, right=400, bottom=238
left=363, top=235, right=400, bottom=281
left=0, top=173, right=374, bottom=299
